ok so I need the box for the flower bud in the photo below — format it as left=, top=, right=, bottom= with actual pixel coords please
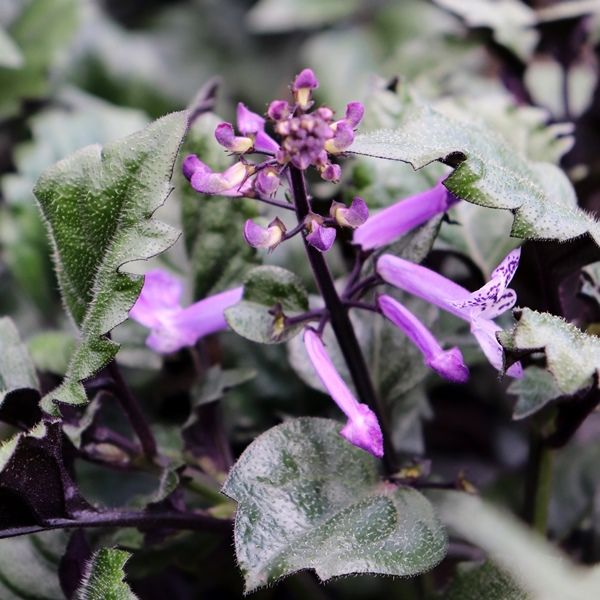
left=243, top=217, right=286, bottom=251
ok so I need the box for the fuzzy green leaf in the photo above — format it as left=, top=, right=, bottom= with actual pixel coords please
left=34, top=111, right=188, bottom=410
left=444, top=561, right=528, bottom=600
left=225, top=266, right=309, bottom=344
left=223, top=417, right=447, bottom=592
left=350, top=103, right=600, bottom=247
left=508, top=366, right=563, bottom=420
left=499, top=308, right=600, bottom=397
left=75, top=548, right=138, bottom=600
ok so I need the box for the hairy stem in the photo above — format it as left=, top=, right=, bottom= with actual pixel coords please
left=289, top=166, right=396, bottom=472
left=107, top=361, right=158, bottom=460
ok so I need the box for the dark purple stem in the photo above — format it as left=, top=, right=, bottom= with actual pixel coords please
left=289, top=166, right=396, bottom=472
left=285, top=308, right=327, bottom=327
left=0, top=510, right=231, bottom=540
left=345, top=301, right=380, bottom=314
left=107, top=361, right=158, bottom=460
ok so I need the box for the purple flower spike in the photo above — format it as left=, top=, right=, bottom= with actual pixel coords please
left=129, top=269, right=242, bottom=354
left=377, top=294, right=469, bottom=383
left=331, top=197, right=369, bottom=229
left=236, top=103, right=265, bottom=136
left=254, top=167, right=280, bottom=197
left=292, top=68, right=319, bottom=110
left=215, top=122, right=253, bottom=153
left=267, top=100, right=290, bottom=121
left=187, top=159, right=252, bottom=196
left=243, top=217, right=286, bottom=251
left=325, top=120, right=355, bottom=154
left=353, top=181, right=460, bottom=250
left=377, top=251, right=523, bottom=377
left=305, top=215, right=336, bottom=252
left=344, top=102, right=365, bottom=128
left=304, top=328, right=384, bottom=457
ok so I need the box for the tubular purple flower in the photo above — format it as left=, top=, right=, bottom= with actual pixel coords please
left=267, top=100, right=290, bottom=121
left=254, top=167, right=280, bottom=197
left=236, top=103, right=265, bottom=135
left=303, top=328, right=383, bottom=457
left=376, top=250, right=523, bottom=377
left=184, top=157, right=252, bottom=196
left=319, top=162, right=341, bottom=182
left=377, top=295, right=469, bottom=383
left=344, top=102, right=365, bottom=128
left=305, top=215, right=336, bottom=252
left=215, top=122, right=253, bottom=153
left=129, top=269, right=242, bottom=354
left=353, top=181, right=460, bottom=250
left=331, top=197, right=369, bottom=229
left=292, top=68, right=319, bottom=110
left=243, top=217, right=286, bottom=251
left=325, top=120, right=355, bottom=154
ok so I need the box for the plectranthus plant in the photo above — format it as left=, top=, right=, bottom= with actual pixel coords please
left=2, top=52, right=600, bottom=599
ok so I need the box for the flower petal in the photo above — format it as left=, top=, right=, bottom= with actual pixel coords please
left=306, top=222, right=336, bottom=252
left=353, top=182, right=459, bottom=250
left=243, top=218, right=285, bottom=250
left=129, top=269, right=183, bottom=329
left=190, top=161, right=249, bottom=196
left=344, top=101, right=364, bottom=128
left=331, top=197, right=369, bottom=229
left=292, top=68, right=319, bottom=91
left=378, top=294, right=468, bottom=383
left=215, top=122, right=253, bottom=153
left=470, top=317, right=522, bottom=377
left=304, top=328, right=383, bottom=457
left=236, top=103, right=265, bottom=136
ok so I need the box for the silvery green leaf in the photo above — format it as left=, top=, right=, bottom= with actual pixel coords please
left=507, top=366, right=563, bottom=420
left=75, top=548, right=138, bottom=600
left=34, top=111, right=187, bottom=410
left=0, top=317, right=39, bottom=401
left=223, top=417, right=447, bottom=592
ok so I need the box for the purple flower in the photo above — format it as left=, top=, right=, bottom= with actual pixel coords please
left=353, top=181, right=460, bottom=250
left=319, top=162, right=341, bottom=182
left=129, top=269, right=242, bottom=354
left=305, top=214, right=336, bottom=252
left=267, top=100, right=291, bottom=121
left=243, top=217, right=286, bottom=251
left=330, top=197, right=369, bottom=229
left=376, top=248, right=523, bottom=377
left=324, top=102, right=365, bottom=154
left=254, top=167, right=280, bottom=197
left=377, top=294, right=469, bottom=383
left=292, top=68, right=319, bottom=110
left=303, top=328, right=383, bottom=457
left=183, top=155, right=252, bottom=196
left=215, top=103, right=279, bottom=155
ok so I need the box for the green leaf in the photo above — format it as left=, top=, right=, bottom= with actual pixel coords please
left=0, top=317, right=39, bottom=400
left=225, top=266, right=309, bottom=344
left=34, top=111, right=188, bottom=410
left=444, top=561, right=528, bottom=600
left=349, top=101, right=600, bottom=247
left=435, top=491, right=600, bottom=600
left=189, top=366, right=256, bottom=408
left=246, top=0, right=361, bottom=33
left=27, top=330, right=76, bottom=376
left=178, top=112, right=259, bottom=298
left=499, top=308, right=600, bottom=397
left=75, top=548, right=138, bottom=600
left=222, top=417, right=447, bottom=592
left=0, top=0, right=79, bottom=119
left=507, top=366, right=563, bottom=420
left=0, top=531, right=67, bottom=600
left=433, top=0, right=538, bottom=61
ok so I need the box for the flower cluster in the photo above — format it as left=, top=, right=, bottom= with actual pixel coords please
left=183, top=68, right=367, bottom=254
left=130, top=69, right=524, bottom=459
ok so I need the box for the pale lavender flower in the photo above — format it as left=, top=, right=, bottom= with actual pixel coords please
left=304, top=328, right=383, bottom=457
left=130, top=269, right=242, bottom=354
left=243, top=217, right=286, bottom=251
left=377, top=248, right=523, bottom=377
left=353, top=181, right=459, bottom=250
left=377, top=294, right=469, bottom=383
left=330, top=197, right=369, bottom=229
left=267, top=100, right=290, bottom=121
left=324, top=102, right=365, bottom=154
left=183, top=155, right=252, bottom=196
left=305, top=214, right=336, bottom=252
left=214, top=122, right=253, bottom=153
left=320, top=162, right=341, bottom=182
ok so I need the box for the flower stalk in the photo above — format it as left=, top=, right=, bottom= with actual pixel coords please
left=289, top=165, right=396, bottom=471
